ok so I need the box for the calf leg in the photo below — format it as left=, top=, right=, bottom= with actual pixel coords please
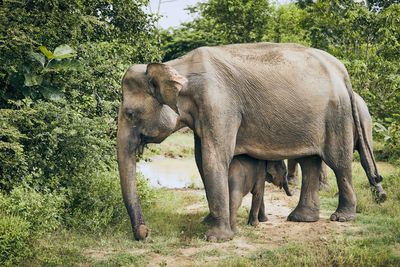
left=248, top=177, right=266, bottom=226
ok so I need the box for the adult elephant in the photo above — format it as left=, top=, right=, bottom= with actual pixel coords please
left=117, top=43, right=384, bottom=241
left=286, top=93, right=387, bottom=200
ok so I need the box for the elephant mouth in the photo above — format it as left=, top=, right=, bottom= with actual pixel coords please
left=136, top=133, right=167, bottom=156
left=136, top=135, right=147, bottom=156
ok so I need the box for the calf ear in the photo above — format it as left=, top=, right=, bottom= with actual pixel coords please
left=146, top=63, right=187, bottom=113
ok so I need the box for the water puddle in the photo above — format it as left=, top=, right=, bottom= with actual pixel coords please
left=138, top=156, right=203, bottom=189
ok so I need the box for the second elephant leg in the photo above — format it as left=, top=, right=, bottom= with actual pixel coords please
left=258, top=199, right=268, bottom=222
left=287, top=159, right=299, bottom=185
left=287, top=156, right=321, bottom=222
left=319, top=162, right=329, bottom=190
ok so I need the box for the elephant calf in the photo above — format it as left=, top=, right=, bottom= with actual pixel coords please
left=228, top=155, right=291, bottom=232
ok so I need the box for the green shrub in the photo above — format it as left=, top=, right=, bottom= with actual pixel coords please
left=65, top=170, right=155, bottom=232
left=0, top=100, right=116, bottom=192
left=0, top=215, right=31, bottom=266
left=65, top=170, right=125, bottom=231
left=0, top=185, right=66, bottom=236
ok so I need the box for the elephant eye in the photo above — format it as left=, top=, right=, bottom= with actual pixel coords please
left=124, top=108, right=143, bottom=120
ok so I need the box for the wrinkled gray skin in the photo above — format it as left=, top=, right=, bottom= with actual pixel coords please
left=286, top=93, right=387, bottom=200
left=117, top=43, right=385, bottom=241
left=227, top=155, right=290, bottom=232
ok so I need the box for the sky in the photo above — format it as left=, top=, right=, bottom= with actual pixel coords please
left=148, top=0, right=292, bottom=29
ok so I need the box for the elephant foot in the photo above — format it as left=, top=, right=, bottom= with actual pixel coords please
left=206, top=225, right=234, bottom=242
left=202, top=213, right=218, bottom=226
left=288, top=206, right=319, bottom=222
left=258, top=214, right=268, bottom=222
left=248, top=217, right=259, bottom=227
left=330, top=209, right=356, bottom=222
left=133, top=224, right=149, bottom=241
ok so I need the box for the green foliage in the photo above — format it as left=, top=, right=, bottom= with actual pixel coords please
left=22, top=44, right=78, bottom=100
left=0, top=215, right=31, bottom=266
left=0, top=0, right=161, bottom=107
left=192, top=0, right=272, bottom=43
left=0, top=100, right=116, bottom=191
left=161, top=0, right=272, bottom=60
left=0, top=186, right=66, bottom=236
left=263, top=4, right=310, bottom=45
left=65, top=170, right=127, bottom=232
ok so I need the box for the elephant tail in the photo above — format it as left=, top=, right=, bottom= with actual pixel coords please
left=344, top=77, right=387, bottom=203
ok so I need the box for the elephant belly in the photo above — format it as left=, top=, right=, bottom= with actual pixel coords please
left=234, top=112, right=324, bottom=161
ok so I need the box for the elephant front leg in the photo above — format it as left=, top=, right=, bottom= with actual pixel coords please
left=194, top=134, right=217, bottom=226
left=202, top=162, right=234, bottom=241
left=288, top=156, right=321, bottom=222
left=201, top=141, right=235, bottom=241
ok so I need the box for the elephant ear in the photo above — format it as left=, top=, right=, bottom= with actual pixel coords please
left=146, top=63, right=187, bottom=113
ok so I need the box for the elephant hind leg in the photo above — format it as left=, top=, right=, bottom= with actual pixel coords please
left=323, top=153, right=356, bottom=222
left=288, top=156, right=321, bottom=222
left=329, top=166, right=356, bottom=222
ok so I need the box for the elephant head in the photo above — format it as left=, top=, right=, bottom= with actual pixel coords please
left=265, top=160, right=293, bottom=196
left=117, top=63, right=187, bottom=240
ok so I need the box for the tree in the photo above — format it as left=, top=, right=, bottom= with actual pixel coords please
left=161, top=0, right=273, bottom=60
left=0, top=0, right=161, bottom=111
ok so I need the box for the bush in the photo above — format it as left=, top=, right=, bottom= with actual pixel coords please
left=0, top=100, right=116, bottom=192
left=374, top=121, right=400, bottom=164
left=65, top=170, right=125, bottom=232
left=0, top=186, right=66, bottom=236
left=0, top=215, right=31, bottom=266
left=65, top=170, right=155, bottom=232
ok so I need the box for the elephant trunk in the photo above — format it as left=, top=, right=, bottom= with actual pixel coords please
left=282, top=180, right=293, bottom=196
left=117, top=118, right=148, bottom=241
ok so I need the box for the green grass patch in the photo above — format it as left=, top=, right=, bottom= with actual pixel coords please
left=142, top=131, right=194, bottom=159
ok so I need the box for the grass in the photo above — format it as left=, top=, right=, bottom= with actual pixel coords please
left=142, top=129, right=194, bottom=160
